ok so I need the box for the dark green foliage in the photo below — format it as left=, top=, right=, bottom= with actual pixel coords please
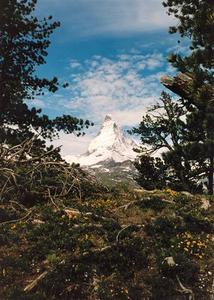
left=134, top=155, right=168, bottom=190
left=132, top=92, right=186, bottom=152
left=163, top=0, right=214, bottom=64
left=150, top=276, right=176, bottom=300
left=132, top=92, right=201, bottom=192
left=33, top=237, right=148, bottom=299
left=95, top=238, right=148, bottom=276
left=0, top=207, right=17, bottom=222
left=136, top=195, right=168, bottom=210
left=7, top=288, right=47, bottom=300
left=146, top=215, right=183, bottom=239
left=27, top=209, right=77, bottom=260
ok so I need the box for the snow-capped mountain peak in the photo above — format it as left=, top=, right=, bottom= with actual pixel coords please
left=65, top=115, right=137, bottom=166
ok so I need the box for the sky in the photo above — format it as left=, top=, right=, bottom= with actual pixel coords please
left=32, top=0, right=188, bottom=156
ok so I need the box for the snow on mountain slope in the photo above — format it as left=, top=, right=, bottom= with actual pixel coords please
left=65, top=114, right=138, bottom=166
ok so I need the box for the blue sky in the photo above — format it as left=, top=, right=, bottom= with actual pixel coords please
left=32, top=0, right=188, bottom=155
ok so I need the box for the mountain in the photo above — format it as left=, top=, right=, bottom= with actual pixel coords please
left=65, top=114, right=138, bottom=167
left=65, top=115, right=139, bottom=186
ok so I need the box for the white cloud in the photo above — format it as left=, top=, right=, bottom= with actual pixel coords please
left=110, top=107, right=148, bottom=127
left=52, top=131, right=95, bottom=156
left=146, top=54, right=164, bottom=70
left=69, top=60, right=82, bottom=69
left=64, top=53, right=164, bottom=123
left=37, top=0, right=174, bottom=37
left=28, top=98, right=45, bottom=108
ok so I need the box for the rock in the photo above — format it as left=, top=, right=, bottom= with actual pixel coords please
left=133, top=188, right=145, bottom=194
left=201, top=198, right=211, bottom=210
left=64, top=209, right=80, bottom=219
left=32, top=219, right=45, bottom=225
left=163, top=256, right=176, bottom=267
left=180, top=191, right=193, bottom=197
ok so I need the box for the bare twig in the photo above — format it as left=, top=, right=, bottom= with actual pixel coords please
left=0, top=209, right=34, bottom=226
left=24, top=271, right=48, bottom=293
left=176, top=275, right=195, bottom=300
left=46, top=188, right=61, bottom=210
left=113, top=197, right=174, bottom=212
left=116, top=225, right=132, bottom=242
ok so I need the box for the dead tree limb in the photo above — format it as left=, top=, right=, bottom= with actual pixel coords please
left=160, top=73, right=194, bottom=101
left=161, top=72, right=214, bottom=108
left=24, top=271, right=48, bottom=293
left=113, top=198, right=174, bottom=212
left=176, top=275, right=195, bottom=300
left=0, top=209, right=34, bottom=226
left=116, top=225, right=132, bottom=242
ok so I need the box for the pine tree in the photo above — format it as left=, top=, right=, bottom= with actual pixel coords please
left=132, top=92, right=200, bottom=192
left=134, top=0, right=214, bottom=194
left=0, top=0, right=91, bottom=147
left=162, top=0, right=214, bottom=194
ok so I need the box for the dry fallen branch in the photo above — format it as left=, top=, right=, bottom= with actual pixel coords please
left=84, top=211, right=115, bottom=222
left=176, top=275, right=195, bottom=300
left=0, top=208, right=34, bottom=226
left=82, top=245, right=113, bottom=257
left=116, top=225, right=132, bottom=242
left=46, top=188, right=61, bottom=210
left=116, top=224, right=145, bottom=242
left=113, top=200, right=140, bottom=211
left=0, top=137, right=106, bottom=211
left=113, top=197, right=174, bottom=212
left=24, top=270, right=49, bottom=293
